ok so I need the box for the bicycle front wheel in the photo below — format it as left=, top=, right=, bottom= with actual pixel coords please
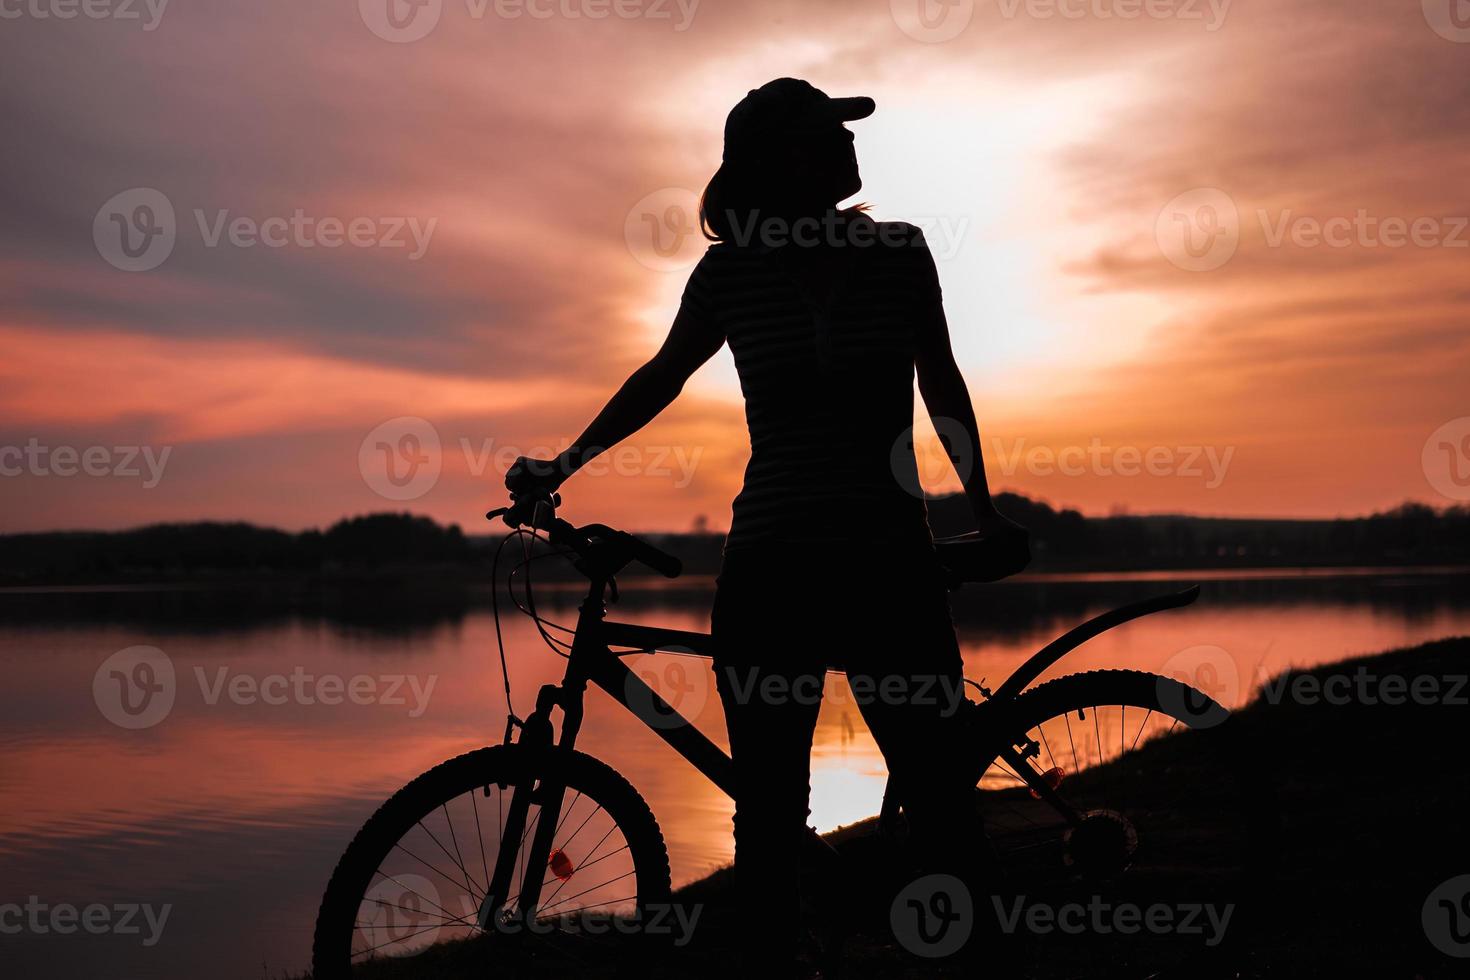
left=312, top=744, right=672, bottom=979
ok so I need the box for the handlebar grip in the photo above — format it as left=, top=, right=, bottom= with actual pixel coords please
left=492, top=491, right=560, bottom=529
left=620, top=532, right=683, bottom=578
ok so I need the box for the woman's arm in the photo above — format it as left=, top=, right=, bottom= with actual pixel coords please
left=913, top=294, right=1021, bottom=535
left=506, top=305, right=725, bottom=493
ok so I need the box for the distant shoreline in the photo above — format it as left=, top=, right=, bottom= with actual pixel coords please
left=3, top=496, right=1467, bottom=587
left=3, top=562, right=1468, bottom=595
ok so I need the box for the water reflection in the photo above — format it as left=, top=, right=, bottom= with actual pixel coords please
left=1, top=568, right=1466, bottom=978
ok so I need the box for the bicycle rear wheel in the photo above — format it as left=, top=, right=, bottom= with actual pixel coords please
left=969, top=669, right=1253, bottom=976
left=312, top=744, right=672, bottom=979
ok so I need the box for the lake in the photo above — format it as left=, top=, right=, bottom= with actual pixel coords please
left=2, top=567, right=1467, bottom=978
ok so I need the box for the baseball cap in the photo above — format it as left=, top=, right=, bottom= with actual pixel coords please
left=723, top=78, right=875, bottom=161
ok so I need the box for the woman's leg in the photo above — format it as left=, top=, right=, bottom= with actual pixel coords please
left=843, top=564, right=1007, bottom=950
left=712, top=557, right=826, bottom=969
left=714, top=658, right=824, bottom=956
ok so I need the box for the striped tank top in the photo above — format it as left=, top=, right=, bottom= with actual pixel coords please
left=679, top=215, right=940, bottom=551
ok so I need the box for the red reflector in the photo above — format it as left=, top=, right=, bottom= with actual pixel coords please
left=1030, top=766, right=1065, bottom=799
left=548, top=848, right=575, bottom=882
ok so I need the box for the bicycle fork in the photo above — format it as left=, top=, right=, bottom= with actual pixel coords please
left=477, top=679, right=587, bottom=931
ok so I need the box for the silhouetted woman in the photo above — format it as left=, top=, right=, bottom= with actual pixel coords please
left=508, top=78, right=1023, bottom=975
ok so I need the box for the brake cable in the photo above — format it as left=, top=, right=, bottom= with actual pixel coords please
left=491, top=520, right=595, bottom=746
left=490, top=531, right=523, bottom=742
left=517, top=526, right=578, bottom=655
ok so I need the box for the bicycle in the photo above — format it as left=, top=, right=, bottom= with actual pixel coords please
left=311, top=492, right=1240, bottom=977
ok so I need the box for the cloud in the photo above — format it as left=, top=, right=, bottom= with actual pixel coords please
left=1, top=0, right=1466, bottom=528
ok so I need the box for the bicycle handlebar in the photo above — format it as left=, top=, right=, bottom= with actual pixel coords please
left=487, top=494, right=684, bottom=579
left=489, top=493, right=1025, bottom=584
left=610, top=528, right=684, bottom=578
left=933, top=528, right=1032, bottom=583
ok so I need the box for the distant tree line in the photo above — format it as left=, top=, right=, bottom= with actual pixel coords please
left=0, top=513, right=473, bottom=583
left=1, top=497, right=1466, bottom=585
left=928, top=493, right=1470, bottom=571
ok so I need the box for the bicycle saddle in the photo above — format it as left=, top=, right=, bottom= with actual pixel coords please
left=933, top=527, right=1031, bottom=583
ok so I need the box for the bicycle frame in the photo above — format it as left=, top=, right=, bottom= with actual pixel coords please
left=484, top=571, right=1202, bottom=925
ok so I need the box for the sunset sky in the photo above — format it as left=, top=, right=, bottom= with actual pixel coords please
left=3, top=0, right=1468, bottom=533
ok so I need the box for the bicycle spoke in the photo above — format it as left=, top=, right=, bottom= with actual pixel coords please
left=536, top=868, right=637, bottom=916
left=442, top=801, right=478, bottom=902
left=1036, top=722, right=1058, bottom=771
left=364, top=869, right=465, bottom=928
left=390, top=840, right=485, bottom=903
left=359, top=898, right=473, bottom=926
left=352, top=909, right=478, bottom=958
left=553, top=801, right=606, bottom=859
left=1063, top=711, right=1079, bottom=770
left=542, top=844, right=630, bottom=887
left=535, top=894, right=638, bottom=921
left=551, top=789, right=585, bottom=843
left=1130, top=708, right=1154, bottom=752
left=470, top=788, right=492, bottom=895
left=540, top=822, right=619, bottom=909
left=414, top=818, right=484, bottom=904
